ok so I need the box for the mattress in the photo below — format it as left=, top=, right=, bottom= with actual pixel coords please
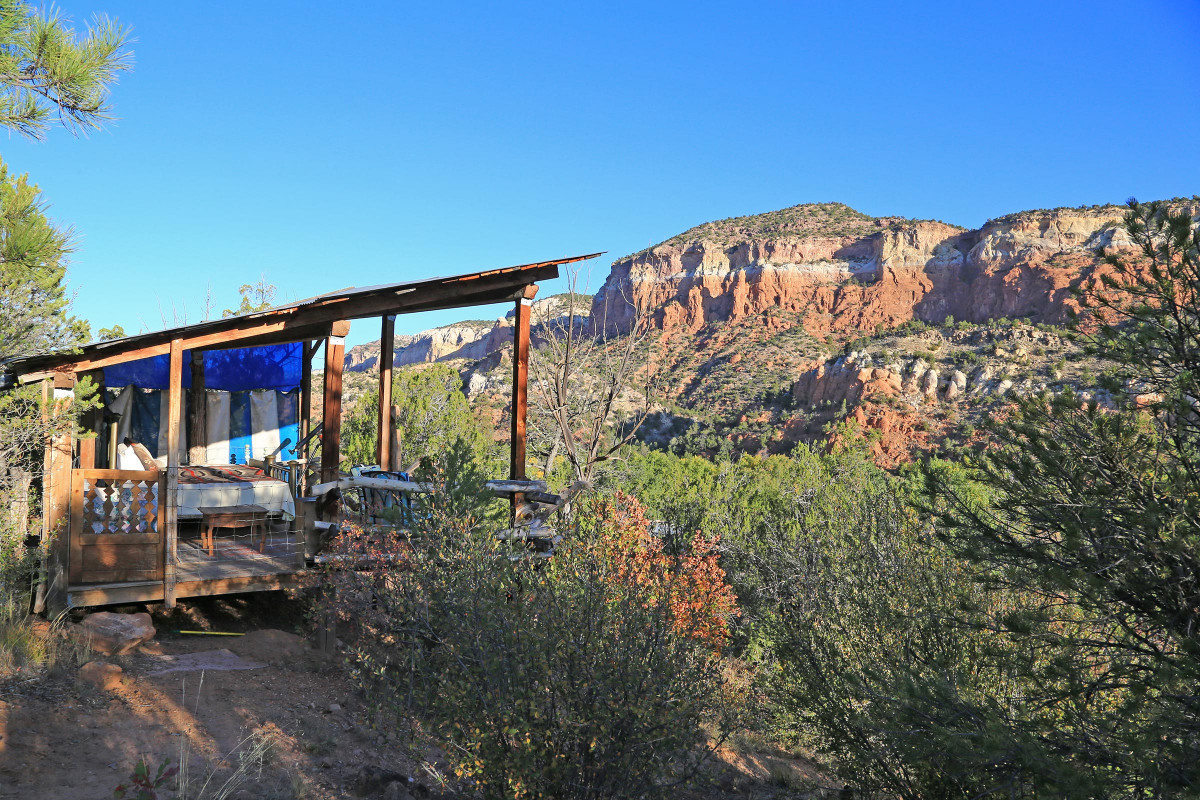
left=177, top=465, right=295, bottom=521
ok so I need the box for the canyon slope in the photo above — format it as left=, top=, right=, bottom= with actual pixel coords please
left=346, top=198, right=1198, bottom=465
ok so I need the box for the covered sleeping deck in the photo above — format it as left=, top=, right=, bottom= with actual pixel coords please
left=1, top=254, right=600, bottom=613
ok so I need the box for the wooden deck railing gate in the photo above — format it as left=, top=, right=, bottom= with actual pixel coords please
left=68, top=469, right=166, bottom=585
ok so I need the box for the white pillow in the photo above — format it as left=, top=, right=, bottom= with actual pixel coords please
left=116, top=443, right=144, bottom=471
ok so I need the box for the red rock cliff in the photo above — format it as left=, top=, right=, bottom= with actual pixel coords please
left=590, top=202, right=1163, bottom=337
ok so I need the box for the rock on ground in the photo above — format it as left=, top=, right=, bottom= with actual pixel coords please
left=78, top=612, right=156, bottom=655
left=77, top=660, right=123, bottom=691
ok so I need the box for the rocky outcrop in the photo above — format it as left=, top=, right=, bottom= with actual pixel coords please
left=591, top=201, right=1200, bottom=338
left=344, top=322, right=495, bottom=372
left=345, top=294, right=591, bottom=374
left=791, top=350, right=1062, bottom=411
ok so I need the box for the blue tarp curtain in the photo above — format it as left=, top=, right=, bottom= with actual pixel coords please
left=102, top=342, right=302, bottom=393
left=106, top=388, right=300, bottom=462
left=102, top=343, right=303, bottom=462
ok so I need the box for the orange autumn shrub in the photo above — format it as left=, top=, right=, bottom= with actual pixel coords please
left=319, top=443, right=740, bottom=799
left=574, top=491, right=739, bottom=651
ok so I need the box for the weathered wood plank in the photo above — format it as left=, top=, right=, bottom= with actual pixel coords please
left=67, top=571, right=308, bottom=608
left=510, top=285, right=536, bottom=483
left=188, top=352, right=207, bottom=464
left=321, top=327, right=347, bottom=484
left=26, top=320, right=340, bottom=377
left=509, top=286, right=536, bottom=521
left=164, top=338, right=183, bottom=608
left=484, top=479, right=550, bottom=494
left=377, top=315, right=395, bottom=470
left=44, top=381, right=73, bottom=617
left=300, top=340, right=315, bottom=477
left=76, top=369, right=103, bottom=469
left=309, top=475, right=432, bottom=496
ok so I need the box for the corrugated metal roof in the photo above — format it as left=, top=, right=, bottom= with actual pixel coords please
left=1, top=252, right=602, bottom=382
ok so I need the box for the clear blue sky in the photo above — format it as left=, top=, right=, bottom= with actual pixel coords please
left=6, top=0, right=1199, bottom=348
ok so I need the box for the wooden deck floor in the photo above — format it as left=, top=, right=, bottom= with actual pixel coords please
left=65, top=531, right=307, bottom=609
left=176, top=532, right=304, bottom=582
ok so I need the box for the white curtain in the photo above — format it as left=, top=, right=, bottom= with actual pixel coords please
left=206, top=391, right=231, bottom=464
left=250, top=391, right=281, bottom=461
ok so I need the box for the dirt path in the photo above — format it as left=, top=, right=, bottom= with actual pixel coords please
left=0, top=594, right=828, bottom=799
left=0, top=631, right=431, bottom=799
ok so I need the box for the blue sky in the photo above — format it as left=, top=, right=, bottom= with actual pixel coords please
left=6, top=0, right=1199, bottom=348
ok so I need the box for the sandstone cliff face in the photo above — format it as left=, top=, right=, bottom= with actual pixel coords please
left=344, top=323, right=494, bottom=372
left=590, top=203, right=1177, bottom=338
left=344, top=295, right=591, bottom=374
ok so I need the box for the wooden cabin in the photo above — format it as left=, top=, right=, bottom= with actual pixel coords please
left=0, top=255, right=598, bottom=614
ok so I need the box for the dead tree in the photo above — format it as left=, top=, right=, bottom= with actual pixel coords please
left=529, top=268, right=656, bottom=485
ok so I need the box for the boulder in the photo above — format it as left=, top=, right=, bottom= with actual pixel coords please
left=78, top=660, right=124, bottom=691
left=79, top=612, right=155, bottom=655
left=970, top=366, right=993, bottom=394
left=921, top=368, right=940, bottom=401
left=229, top=629, right=330, bottom=670
left=465, top=372, right=488, bottom=397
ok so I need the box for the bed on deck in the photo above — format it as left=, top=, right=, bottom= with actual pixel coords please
left=177, top=464, right=296, bottom=521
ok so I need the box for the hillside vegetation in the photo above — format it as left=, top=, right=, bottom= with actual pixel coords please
left=655, top=201, right=959, bottom=249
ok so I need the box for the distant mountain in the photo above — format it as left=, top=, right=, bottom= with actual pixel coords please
left=344, top=293, right=591, bottom=373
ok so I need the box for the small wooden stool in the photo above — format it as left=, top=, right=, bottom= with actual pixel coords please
left=198, top=504, right=268, bottom=557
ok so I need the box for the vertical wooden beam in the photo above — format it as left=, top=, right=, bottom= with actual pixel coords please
left=188, top=352, right=207, bottom=465
left=390, top=405, right=401, bottom=472
left=510, top=285, right=538, bottom=483
left=376, top=315, right=395, bottom=470
left=42, top=378, right=73, bottom=616
left=299, top=340, right=317, bottom=496
left=300, top=341, right=315, bottom=456
left=76, top=369, right=103, bottom=470
left=321, top=322, right=349, bottom=484
left=164, top=338, right=183, bottom=609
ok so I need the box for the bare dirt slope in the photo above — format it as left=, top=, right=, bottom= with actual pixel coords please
left=0, top=594, right=826, bottom=799
left=0, top=596, right=431, bottom=800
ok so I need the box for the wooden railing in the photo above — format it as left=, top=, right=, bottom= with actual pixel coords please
left=248, top=458, right=305, bottom=498
left=68, top=469, right=165, bottom=584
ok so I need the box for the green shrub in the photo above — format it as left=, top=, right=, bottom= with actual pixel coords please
left=323, top=445, right=736, bottom=799
left=759, top=460, right=1106, bottom=797
left=340, top=364, right=494, bottom=470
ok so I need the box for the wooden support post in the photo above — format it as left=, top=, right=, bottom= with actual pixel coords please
left=300, top=340, right=316, bottom=466
left=390, top=405, right=401, bottom=472
left=77, top=369, right=103, bottom=470
left=188, top=352, right=207, bottom=465
left=164, top=338, right=183, bottom=609
left=510, top=285, right=537, bottom=488
left=376, top=315, right=395, bottom=470
left=320, top=322, right=349, bottom=484
left=42, top=378, right=73, bottom=616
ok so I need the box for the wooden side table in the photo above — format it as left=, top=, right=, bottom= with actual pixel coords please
left=198, top=504, right=268, bottom=557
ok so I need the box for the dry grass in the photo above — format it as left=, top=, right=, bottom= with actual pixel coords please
left=0, top=597, right=90, bottom=678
